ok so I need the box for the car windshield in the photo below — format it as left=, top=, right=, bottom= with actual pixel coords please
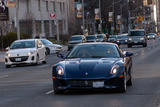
left=117, top=36, right=128, bottom=39
left=130, top=31, right=145, bottom=36
left=109, top=35, right=117, bottom=38
left=97, top=35, right=103, bottom=39
left=86, top=36, right=96, bottom=40
left=148, top=33, right=155, bottom=36
left=41, top=39, right=53, bottom=45
left=10, top=40, right=35, bottom=49
left=70, top=36, right=82, bottom=41
left=66, top=44, right=120, bottom=58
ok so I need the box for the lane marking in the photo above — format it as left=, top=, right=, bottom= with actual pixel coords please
left=46, top=90, right=54, bottom=95
left=0, top=75, right=8, bottom=79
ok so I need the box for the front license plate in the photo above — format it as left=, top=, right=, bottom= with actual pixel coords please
left=15, top=58, right=21, bottom=61
left=134, top=41, right=138, bottom=43
left=93, top=82, right=104, bottom=88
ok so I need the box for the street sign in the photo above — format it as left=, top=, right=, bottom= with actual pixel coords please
left=108, top=12, right=113, bottom=22
left=95, top=8, right=100, bottom=20
left=7, top=0, right=15, bottom=7
left=50, top=12, right=55, bottom=19
left=0, top=0, right=9, bottom=21
left=76, top=4, right=82, bottom=18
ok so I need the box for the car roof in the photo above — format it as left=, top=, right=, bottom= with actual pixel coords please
left=130, top=29, right=145, bottom=31
left=14, top=39, right=37, bottom=42
left=71, top=35, right=84, bottom=37
left=77, top=42, right=117, bottom=46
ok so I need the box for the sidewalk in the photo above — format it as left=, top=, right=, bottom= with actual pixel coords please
left=0, top=52, right=5, bottom=62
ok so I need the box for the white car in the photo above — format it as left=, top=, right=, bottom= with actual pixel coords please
left=5, top=39, right=46, bottom=68
left=40, top=39, right=63, bottom=55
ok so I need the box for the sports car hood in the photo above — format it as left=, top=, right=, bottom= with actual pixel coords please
left=7, top=48, right=36, bottom=57
left=63, top=58, right=123, bottom=79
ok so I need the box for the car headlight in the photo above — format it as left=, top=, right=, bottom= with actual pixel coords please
left=28, top=51, right=36, bottom=56
left=6, top=53, right=11, bottom=57
left=110, top=65, right=119, bottom=74
left=128, top=38, right=132, bottom=41
left=125, top=40, right=128, bottom=42
left=57, top=66, right=64, bottom=75
left=140, top=38, right=144, bottom=40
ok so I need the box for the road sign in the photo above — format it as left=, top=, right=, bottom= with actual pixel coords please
left=7, top=0, right=15, bottom=7
left=50, top=12, right=55, bottom=19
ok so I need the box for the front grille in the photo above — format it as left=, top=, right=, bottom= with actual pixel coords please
left=69, top=80, right=93, bottom=87
left=68, top=80, right=104, bottom=87
left=9, top=56, right=29, bottom=62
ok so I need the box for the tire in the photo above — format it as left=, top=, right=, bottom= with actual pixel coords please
left=54, top=89, right=64, bottom=94
left=42, top=60, right=47, bottom=64
left=128, top=44, right=132, bottom=48
left=119, top=72, right=127, bottom=93
left=5, top=65, right=11, bottom=68
left=46, top=48, right=50, bottom=55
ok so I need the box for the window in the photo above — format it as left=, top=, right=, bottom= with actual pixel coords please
left=46, top=1, right=48, bottom=11
left=38, top=0, right=41, bottom=11
left=26, top=0, right=29, bottom=12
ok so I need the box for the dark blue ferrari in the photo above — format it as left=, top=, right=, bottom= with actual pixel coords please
left=52, top=43, right=133, bottom=94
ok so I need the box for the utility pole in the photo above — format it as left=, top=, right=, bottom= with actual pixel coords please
left=16, top=0, right=20, bottom=40
left=82, top=0, right=85, bottom=34
left=112, top=0, right=115, bottom=35
left=99, top=0, right=102, bottom=33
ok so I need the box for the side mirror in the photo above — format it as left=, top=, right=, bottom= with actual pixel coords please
left=57, top=53, right=65, bottom=59
left=123, top=51, right=133, bottom=57
left=6, top=47, right=10, bottom=51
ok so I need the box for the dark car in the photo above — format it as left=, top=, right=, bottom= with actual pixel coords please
left=116, top=34, right=128, bottom=45
left=128, top=29, right=147, bottom=48
left=147, top=33, right=156, bottom=40
left=96, top=34, right=107, bottom=42
left=108, top=35, right=117, bottom=43
left=52, top=43, right=133, bottom=94
left=68, top=35, right=86, bottom=51
left=86, top=35, right=97, bottom=42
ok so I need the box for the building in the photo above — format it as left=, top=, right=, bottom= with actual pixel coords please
left=8, top=0, right=75, bottom=39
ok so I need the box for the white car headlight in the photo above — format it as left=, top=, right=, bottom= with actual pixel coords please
left=128, top=38, right=132, bottom=41
left=140, top=38, right=144, bottom=40
left=57, top=66, right=64, bottom=75
left=28, top=51, right=36, bottom=56
left=125, top=40, right=128, bottom=42
left=110, top=65, right=119, bottom=74
left=6, top=53, right=11, bottom=57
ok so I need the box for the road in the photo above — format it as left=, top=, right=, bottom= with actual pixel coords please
left=0, top=40, right=160, bottom=107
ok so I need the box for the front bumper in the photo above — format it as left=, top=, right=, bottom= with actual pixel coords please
left=53, top=77, right=124, bottom=90
left=5, top=54, right=37, bottom=65
left=128, top=40, right=145, bottom=45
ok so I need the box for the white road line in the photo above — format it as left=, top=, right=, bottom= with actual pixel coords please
left=0, top=75, right=8, bottom=79
left=45, top=90, right=54, bottom=95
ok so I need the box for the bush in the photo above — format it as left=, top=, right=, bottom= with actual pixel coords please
left=0, top=32, right=31, bottom=49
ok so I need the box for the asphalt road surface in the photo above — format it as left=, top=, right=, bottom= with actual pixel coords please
left=0, top=40, right=160, bottom=107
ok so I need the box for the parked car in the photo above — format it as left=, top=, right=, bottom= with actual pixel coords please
left=116, top=34, right=128, bottom=45
left=108, top=35, right=118, bottom=43
left=68, top=35, right=86, bottom=51
left=86, top=35, right=97, bottom=42
left=147, top=33, right=156, bottom=40
left=40, top=39, right=62, bottom=55
left=128, top=29, right=147, bottom=48
left=5, top=39, right=46, bottom=68
left=96, top=34, right=107, bottom=42
left=53, top=43, right=133, bottom=94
